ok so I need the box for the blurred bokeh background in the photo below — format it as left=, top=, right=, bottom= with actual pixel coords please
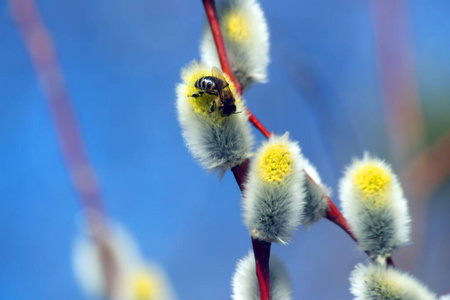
left=1, top=0, right=449, bottom=299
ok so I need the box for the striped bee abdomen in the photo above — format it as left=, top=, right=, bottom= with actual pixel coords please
left=195, top=76, right=217, bottom=91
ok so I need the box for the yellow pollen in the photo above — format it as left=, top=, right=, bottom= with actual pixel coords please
left=259, top=143, right=293, bottom=183
left=353, top=163, right=392, bottom=209
left=131, top=270, right=160, bottom=300
left=224, top=12, right=249, bottom=41
left=183, top=66, right=239, bottom=124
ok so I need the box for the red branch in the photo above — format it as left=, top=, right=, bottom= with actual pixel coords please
left=231, top=160, right=250, bottom=191
left=252, top=238, right=271, bottom=300
left=202, top=0, right=271, bottom=140
left=325, top=198, right=355, bottom=240
left=202, top=0, right=395, bottom=297
left=231, top=161, right=271, bottom=300
left=202, top=0, right=242, bottom=95
left=203, top=0, right=271, bottom=298
left=232, top=161, right=271, bottom=300
left=326, top=195, right=395, bottom=266
left=310, top=174, right=395, bottom=266
left=327, top=197, right=395, bottom=266
left=248, top=112, right=272, bottom=139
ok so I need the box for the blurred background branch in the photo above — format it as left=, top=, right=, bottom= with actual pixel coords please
left=9, top=0, right=116, bottom=295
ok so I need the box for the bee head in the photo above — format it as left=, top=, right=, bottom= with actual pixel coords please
left=221, top=104, right=237, bottom=117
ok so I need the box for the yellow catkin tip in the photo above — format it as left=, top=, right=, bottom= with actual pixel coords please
left=183, top=65, right=239, bottom=123
left=223, top=11, right=249, bottom=42
left=353, top=163, right=392, bottom=209
left=259, top=143, right=293, bottom=183
left=132, top=270, right=160, bottom=300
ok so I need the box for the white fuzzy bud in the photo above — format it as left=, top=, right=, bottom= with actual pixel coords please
left=232, top=252, right=292, bottom=300
left=176, top=61, right=253, bottom=174
left=72, top=221, right=176, bottom=300
left=200, top=0, right=270, bottom=90
left=339, top=154, right=411, bottom=259
left=350, top=263, right=438, bottom=300
left=243, top=133, right=306, bottom=243
left=301, top=158, right=330, bottom=227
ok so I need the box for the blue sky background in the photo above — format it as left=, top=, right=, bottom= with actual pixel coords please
left=1, top=0, right=449, bottom=299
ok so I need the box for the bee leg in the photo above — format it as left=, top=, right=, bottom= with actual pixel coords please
left=205, top=90, right=218, bottom=96
left=210, top=102, right=215, bottom=113
left=195, top=91, right=207, bottom=97
left=192, top=91, right=216, bottom=97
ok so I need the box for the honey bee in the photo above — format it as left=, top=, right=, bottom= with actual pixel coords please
left=191, top=67, right=237, bottom=117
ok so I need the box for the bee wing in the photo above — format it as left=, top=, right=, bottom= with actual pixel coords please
left=211, top=66, right=227, bottom=82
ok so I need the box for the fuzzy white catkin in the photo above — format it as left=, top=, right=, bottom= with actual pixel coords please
left=350, top=263, right=438, bottom=300
left=176, top=61, right=253, bottom=174
left=73, top=222, right=140, bottom=299
left=72, top=221, right=177, bottom=300
left=243, top=133, right=306, bottom=243
left=440, top=295, right=450, bottom=300
left=339, top=154, right=411, bottom=259
left=232, top=252, right=292, bottom=300
left=200, top=0, right=270, bottom=90
left=301, top=158, right=330, bottom=227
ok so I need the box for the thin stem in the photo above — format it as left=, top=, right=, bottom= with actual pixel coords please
left=248, top=111, right=271, bottom=139
left=10, top=0, right=117, bottom=294
left=308, top=174, right=395, bottom=266
left=327, top=196, right=395, bottom=266
left=326, top=195, right=394, bottom=266
left=203, top=0, right=271, bottom=298
left=202, top=0, right=395, bottom=296
left=232, top=161, right=271, bottom=300
left=202, top=0, right=242, bottom=95
left=203, top=0, right=274, bottom=141
left=252, top=238, right=271, bottom=300
left=386, top=257, right=395, bottom=267
left=325, top=197, right=356, bottom=241
left=231, top=159, right=250, bottom=192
